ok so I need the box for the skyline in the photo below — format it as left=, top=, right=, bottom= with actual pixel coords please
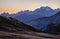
left=0, top=0, right=60, bottom=14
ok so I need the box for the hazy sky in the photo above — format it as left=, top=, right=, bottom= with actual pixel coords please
left=0, top=0, right=60, bottom=14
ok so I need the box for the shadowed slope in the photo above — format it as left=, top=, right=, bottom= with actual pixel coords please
left=0, top=16, right=38, bottom=33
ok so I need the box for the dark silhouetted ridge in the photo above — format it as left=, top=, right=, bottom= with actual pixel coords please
left=0, top=16, right=38, bottom=33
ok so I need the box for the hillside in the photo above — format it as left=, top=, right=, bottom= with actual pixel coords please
left=0, top=16, right=60, bottom=39
left=0, top=31, right=60, bottom=39
left=0, top=16, right=38, bottom=33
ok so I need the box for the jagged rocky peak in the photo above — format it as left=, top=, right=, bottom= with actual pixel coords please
left=40, top=6, right=53, bottom=10
left=34, top=6, right=53, bottom=12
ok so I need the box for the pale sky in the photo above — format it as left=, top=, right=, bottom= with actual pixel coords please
left=0, top=0, right=60, bottom=14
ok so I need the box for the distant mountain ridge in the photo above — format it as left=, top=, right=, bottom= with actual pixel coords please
left=0, top=6, right=60, bottom=23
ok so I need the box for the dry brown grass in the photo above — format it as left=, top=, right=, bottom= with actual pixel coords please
left=0, top=31, right=60, bottom=39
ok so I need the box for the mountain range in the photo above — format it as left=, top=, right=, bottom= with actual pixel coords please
left=1, top=6, right=60, bottom=22
left=0, top=6, right=60, bottom=34
left=27, top=11, right=60, bottom=33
